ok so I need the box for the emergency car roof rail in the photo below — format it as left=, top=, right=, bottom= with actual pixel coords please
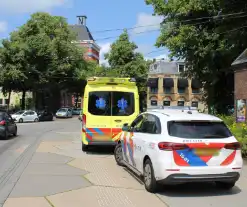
left=147, top=106, right=198, bottom=111
left=147, top=106, right=199, bottom=116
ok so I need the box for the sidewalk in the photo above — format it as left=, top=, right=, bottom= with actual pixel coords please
left=3, top=131, right=167, bottom=207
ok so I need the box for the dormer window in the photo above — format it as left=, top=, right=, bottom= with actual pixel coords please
left=178, top=64, right=185, bottom=73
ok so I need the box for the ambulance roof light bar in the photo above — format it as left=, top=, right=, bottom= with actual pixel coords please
left=129, top=78, right=136, bottom=82
left=87, top=77, right=136, bottom=82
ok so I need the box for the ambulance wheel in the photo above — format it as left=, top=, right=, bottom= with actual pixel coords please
left=215, top=181, right=235, bottom=190
left=82, top=143, right=88, bottom=152
left=114, top=143, right=124, bottom=166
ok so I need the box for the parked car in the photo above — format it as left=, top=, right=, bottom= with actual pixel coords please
left=72, top=108, right=81, bottom=115
left=55, top=108, right=73, bottom=118
left=114, top=107, right=243, bottom=193
left=0, top=111, right=17, bottom=139
left=37, top=111, right=54, bottom=121
left=11, top=110, right=39, bottom=123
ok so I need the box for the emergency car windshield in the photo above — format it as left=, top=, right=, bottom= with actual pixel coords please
left=167, top=121, right=232, bottom=139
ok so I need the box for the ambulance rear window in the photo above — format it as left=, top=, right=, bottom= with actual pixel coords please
left=88, top=91, right=135, bottom=116
left=167, top=121, right=232, bottom=139
left=88, top=92, right=111, bottom=116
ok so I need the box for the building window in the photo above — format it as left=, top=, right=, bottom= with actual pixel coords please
left=150, top=87, right=158, bottom=93
left=151, top=100, right=157, bottom=106
left=192, top=101, right=198, bottom=107
left=164, top=87, right=171, bottom=94
left=192, top=88, right=200, bottom=94
left=178, top=64, right=185, bottom=73
left=178, top=88, right=185, bottom=94
left=177, top=101, right=184, bottom=106
left=5, top=99, right=9, bottom=105
left=163, top=101, right=170, bottom=106
left=0, top=99, right=2, bottom=105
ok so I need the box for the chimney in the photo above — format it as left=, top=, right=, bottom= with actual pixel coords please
left=76, top=15, right=87, bottom=26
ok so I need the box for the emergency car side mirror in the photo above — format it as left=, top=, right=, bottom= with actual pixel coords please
left=122, top=123, right=129, bottom=131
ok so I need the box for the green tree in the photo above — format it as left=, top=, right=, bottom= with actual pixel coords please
left=0, top=12, right=88, bottom=110
left=0, top=36, right=30, bottom=110
left=104, top=30, right=151, bottom=111
left=146, top=0, right=247, bottom=114
left=104, top=30, right=150, bottom=91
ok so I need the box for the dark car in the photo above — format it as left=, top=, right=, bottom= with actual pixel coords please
left=0, top=111, right=17, bottom=139
left=72, top=108, right=81, bottom=115
left=37, top=111, right=54, bottom=121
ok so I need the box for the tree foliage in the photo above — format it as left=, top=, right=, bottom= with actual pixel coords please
left=146, top=0, right=247, bottom=113
left=104, top=30, right=151, bottom=92
left=0, top=12, right=88, bottom=109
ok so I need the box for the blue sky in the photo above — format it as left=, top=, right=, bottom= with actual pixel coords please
left=0, top=0, right=169, bottom=63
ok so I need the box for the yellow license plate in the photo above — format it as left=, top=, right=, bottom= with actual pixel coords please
left=94, top=135, right=110, bottom=141
left=194, top=149, right=219, bottom=156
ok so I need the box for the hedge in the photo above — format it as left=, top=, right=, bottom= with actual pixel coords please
left=218, top=115, right=247, bottom=157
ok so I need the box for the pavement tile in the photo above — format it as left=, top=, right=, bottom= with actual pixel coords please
left=30, top=152, right=73, bottom=164
left=36, top=142, right=60, bottom=153
left=10, top=174, right=92, bottom=197
left=52, top=143, right=112, bottom=159
left=36, top=141, right=70, bottom=153
left=47, top=186, right=167, bottom=207
left=69, top=157, right=143, bottom=189
left=3, top=197, right=51, bottom=207
left=23, top=163, right=88, bottom=176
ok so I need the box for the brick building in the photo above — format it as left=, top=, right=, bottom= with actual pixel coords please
left=69, top=16, right=100, bottom=63
left=232, top=48, right=247, bottom=100
left=147, top=60, right=205, bottom=110
left=232, top=48, right=247, bottom=121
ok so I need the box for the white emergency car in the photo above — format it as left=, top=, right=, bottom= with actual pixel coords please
left=114, top=108, right=243, bottom=193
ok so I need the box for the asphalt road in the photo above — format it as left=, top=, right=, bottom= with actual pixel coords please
left=0, top=118, right=246, bottom=207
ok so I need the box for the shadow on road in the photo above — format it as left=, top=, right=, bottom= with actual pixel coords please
left=85, top=146, right=115, bottom=156
left=157, top=182, right=241, bottom=197
left=0, top=135, right=20, bottom=141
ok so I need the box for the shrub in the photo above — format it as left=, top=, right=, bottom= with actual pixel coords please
left=218, top=115, right=247, bottom=157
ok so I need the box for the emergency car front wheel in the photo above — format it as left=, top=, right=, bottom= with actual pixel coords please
left=215, top=181, right=235, bottom=190
left=143, top=159, right=158, bottom=193
left=81, top=143, right=88, bottom=152
left=114, top=143, right=124, bottom=166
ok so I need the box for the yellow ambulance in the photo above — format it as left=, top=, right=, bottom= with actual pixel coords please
left=81, top=77, right=140, bottom=151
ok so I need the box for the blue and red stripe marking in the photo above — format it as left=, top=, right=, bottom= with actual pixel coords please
left=84, top=128, right=121, bottom=142
left=173, top=143, right=226, bottom=166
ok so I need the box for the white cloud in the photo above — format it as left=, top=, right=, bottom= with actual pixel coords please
left=0, top=0, right=71, bottom=14
left=132, top=13, right=163, bottom=34
left=99, top=42, right=111, bottom=65
left=0, top=21, right=8, bottom=33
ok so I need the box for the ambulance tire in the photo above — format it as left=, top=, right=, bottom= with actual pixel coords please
left=82, top=143, right=88, bottom=152
left=114, top=143, right=125, bottom=167
left=215, top=181, right=235, bottom=190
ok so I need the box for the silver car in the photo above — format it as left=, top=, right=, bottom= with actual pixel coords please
left=55, top=108, right=73, bottom=118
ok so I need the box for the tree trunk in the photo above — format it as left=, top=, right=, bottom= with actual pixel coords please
left=75, top=93, right=79, bottom=108
left=7, top=90, right=11, bottom=111
left=21, top=90, right=26, bottom=110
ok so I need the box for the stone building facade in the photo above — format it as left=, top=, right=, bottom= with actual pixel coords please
left=147, top=60, right=205, bottom=110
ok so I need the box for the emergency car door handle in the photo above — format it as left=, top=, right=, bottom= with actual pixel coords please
left=114, top=120, right=122, bottom=123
